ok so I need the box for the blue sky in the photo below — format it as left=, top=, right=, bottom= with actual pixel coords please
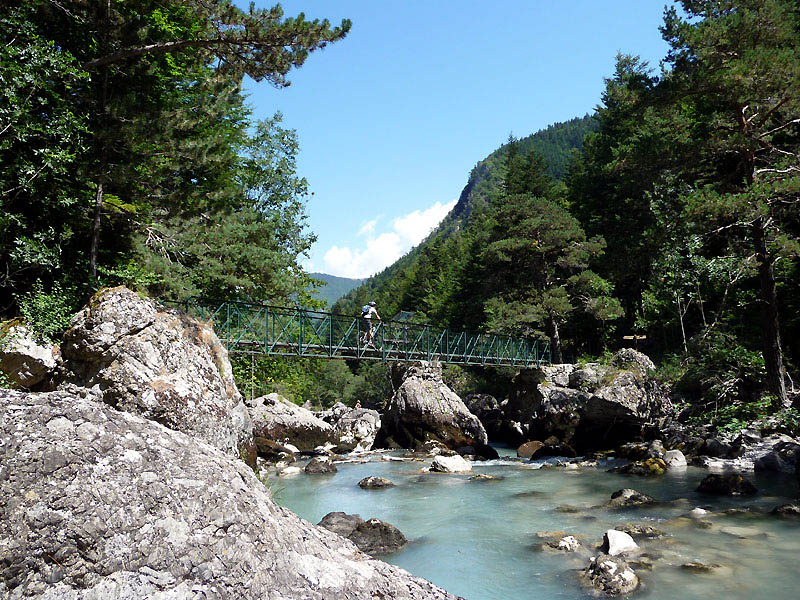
left=241, top=1, right=673, bottom=278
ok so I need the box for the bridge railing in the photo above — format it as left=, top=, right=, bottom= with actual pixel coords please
left=178, top=299, right=551, bottom=367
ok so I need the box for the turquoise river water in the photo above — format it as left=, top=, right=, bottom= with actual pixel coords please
left=271, top=448, right=800, bottom=600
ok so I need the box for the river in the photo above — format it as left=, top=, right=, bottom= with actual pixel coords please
left=270, top=448, right=800, bottom=599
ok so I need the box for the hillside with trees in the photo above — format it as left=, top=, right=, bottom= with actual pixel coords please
left=2, top=1, right=798, bottom=432
left=336, top=0, right=800, bottom=428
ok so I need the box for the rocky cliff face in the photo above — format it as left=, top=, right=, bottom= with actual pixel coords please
left=0, top=389, right=461, bottom=600
left=377, top=362, right=487, bottom=450
left=59, top=287, right=252, bottom=456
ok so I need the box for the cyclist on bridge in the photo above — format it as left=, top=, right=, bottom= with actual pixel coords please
left=361, top=301, right=381, bottom=348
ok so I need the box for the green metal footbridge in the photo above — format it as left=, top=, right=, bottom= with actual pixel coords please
left=180, top=300, right=551, bottom=367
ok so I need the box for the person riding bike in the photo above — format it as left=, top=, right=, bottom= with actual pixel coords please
left=361, top=301, right=381, bottom=347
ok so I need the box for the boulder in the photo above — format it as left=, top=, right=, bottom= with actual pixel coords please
left=601, top=530, right=639, bottom=556
left=304, top=456, right=338, bottom=474
left=359, top=476, right=395, bottom=489
left=607, top=488, right=657, bottom=508
left=469, top=474, right=501, bottom=482
left=317, top=512, right=408, bottom=555
left=549, top=535, right=581, bottom=552
left=455, top=443, right=499, bottom=460
left=664, top=449, right=687, bottom=469
left=696, top=474, right=758, bottom=496
left=517, top=440, right=545, bottom=459
left=332, top=407, right=381, bottom=452
left=0, top=320, right=58, bottom=388
left=612, top=457, right=666, bottom=476
left=246, top=392, right=334, bottom=451
left=754, top=440, right=800, bottom=473
left=503, top=349, right=673, bottom=451
left=377, top=362, right=487, bottom=450
left=772, top=504, right=800, bottom=518
left=0, top=389, right=459, bottom=599
left=464, top=393, right=507, bottom=440
left=582, top=554, right=639, bottom=596
left=429, top=454, right=473, bottom=473
left=60, top=287, right=252, bottom=456
left=614, top=523, right=663, bottom=540
left=568, top=365, right=604, bottom=391
left=253, top=437, right=296, bottom=463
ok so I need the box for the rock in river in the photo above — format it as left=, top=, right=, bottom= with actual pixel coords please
left=318, top=512, right=408, bottom=555
left=429, top=454, right=473, bottom=473
left=377, top=361, right=487, bottom=450
left=601, top=530, right=639, bottom=556
left=0, top=389, right=460, bottom=599
left=359, top=476, right=395, bottom=489
left=246, top=392, right=334, bottom=451
left=304, top=455, right=338, bottom=474
left=696, top=473, right=758, bottom=496
left=607, top=488, right=657, bottom=508
left=582, top=554, right=639, bottom=596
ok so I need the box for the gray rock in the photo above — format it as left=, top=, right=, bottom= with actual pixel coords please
left=607, top=488, right=657, bottom=508
left=754, top=440, right=800, bottom=473
left=504, top=349, right=672, bottom=451
left=614, top=523, right=664, bottom=540
left=568, top=365, right=604, bottom=391
left=697, top=473, right=758, bottom=496
left=247, top=392, right=334, bottom=451
left=429, top=454, right=472, bottom=473
left=60, top=287, right=252, bottom=456
left=304, top=456, right=338, bottom=474
left=378, top=362, right=487, bottom=450
left=601, top=530, right=639, bottom=556
left=359, top=476, right=395, bottom=489
left=0, top=389, right=460, bottom=599
left=611, top=348, right=655, bottom=373
left=0, top=321, right=58, bottom=388
left=582, top=554, right=639, bottom=596
left=664, top=449, right=687, bottom=468
left=332, top=408, right=381, bottom=452
left=318, top=512, right=408, bottom=555
left=771, top=503, right=800, bottom=518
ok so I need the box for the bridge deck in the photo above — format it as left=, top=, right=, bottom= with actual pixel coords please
left=180, top=300, right=551, bottom=367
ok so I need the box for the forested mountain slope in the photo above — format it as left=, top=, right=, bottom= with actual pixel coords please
left=335, top=115, right=596, bottom=317
left=309, top=273, right=363, bottom=308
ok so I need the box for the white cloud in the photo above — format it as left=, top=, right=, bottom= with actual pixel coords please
left=322, top=199, right=457, bottom=279
left=357, top=216, right=382, bottom=237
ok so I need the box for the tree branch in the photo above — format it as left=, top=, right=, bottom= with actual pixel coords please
left=83, top=38, right=295, bottom=69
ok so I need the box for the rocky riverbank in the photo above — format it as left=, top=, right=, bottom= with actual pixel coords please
left=2, top=286, right=799, bottom=599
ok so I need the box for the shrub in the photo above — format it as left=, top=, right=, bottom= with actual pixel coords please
left=15, top=280, right=78, bottom=343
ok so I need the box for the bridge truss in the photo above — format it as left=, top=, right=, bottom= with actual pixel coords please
left=180, top=300, right=551, bottom=368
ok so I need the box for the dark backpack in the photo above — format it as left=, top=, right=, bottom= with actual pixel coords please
left=362, top=305, right=370, bottom=315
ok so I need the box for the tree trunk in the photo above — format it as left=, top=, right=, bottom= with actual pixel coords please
left=752, top=219, right=788, bottom=408
left=89, top=181, right=103, bottom=278
left=547, top=316, right=563, bottom=364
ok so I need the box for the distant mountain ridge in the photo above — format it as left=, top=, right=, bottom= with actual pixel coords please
left=333, top=115, right=597, bottom=314
left=309, top=272, right=364, bottom=307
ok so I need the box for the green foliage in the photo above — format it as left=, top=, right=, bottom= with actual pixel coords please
left=15, top=281, right=79, bottom=343
left=1, top=0, right=349, bottom=315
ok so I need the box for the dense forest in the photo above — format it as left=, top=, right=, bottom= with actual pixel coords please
left=337, top=0, right=800, bottom=428
left=2, top=1, right=799, bottom=432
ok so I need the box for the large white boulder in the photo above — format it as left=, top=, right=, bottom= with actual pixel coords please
left=247, top=392, right=334, bottom=451
left=378, top=362, right=487, bottom=450
left=60, top=287, right=252, bottom=456
left=429, top=454, right=473, bottom=473
left=0, top=389, right=461, bottom=600
left=602, top=529, right=639, bottom=556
